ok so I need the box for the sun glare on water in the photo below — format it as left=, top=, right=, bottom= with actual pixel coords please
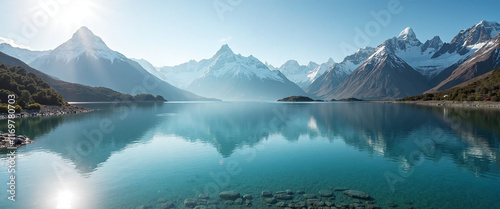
left=56, top=189, right=74, bottom=209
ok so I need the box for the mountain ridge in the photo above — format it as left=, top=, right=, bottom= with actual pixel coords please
left=187, top=45, right=308, bottom=100
left=28, top=26, right=210, bottom=101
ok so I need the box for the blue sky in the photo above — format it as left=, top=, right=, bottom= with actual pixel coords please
left=1, top=0, right=499, bottom=67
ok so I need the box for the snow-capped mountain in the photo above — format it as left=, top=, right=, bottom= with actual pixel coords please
left=277, top=60, right=319, bottom=89
left=427, top=20, right=500, bottom=85
left=329, top=21, right=500, bottom=100
left=307, top=47, right=374, bottom=97
left=307, top=58, right=336, bottom=83
left=187, top=45, right=307, bottom=100
left=265, top=62, right=279, bottom=71
left=0, top=43, right=50, bottom=64
left=29, top=26, right=208, bottom=101
left=155, top=59, right=213, bottom=89
left=334, top=43, right=429, bottom=100
left=276, top=58, right=336, bottom=90
left=428, top=33, right=500, bottom=92
left=381, top=27, right=448, bottom=78
left=433, top=20, right=500, bottom=58
left=391, top=23, right=498, bottom=79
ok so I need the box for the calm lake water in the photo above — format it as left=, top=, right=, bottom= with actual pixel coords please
left=0, top=102, right=499, bottom=209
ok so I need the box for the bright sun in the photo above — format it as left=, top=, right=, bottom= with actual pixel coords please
left=54, top=0, right=99, bottom=29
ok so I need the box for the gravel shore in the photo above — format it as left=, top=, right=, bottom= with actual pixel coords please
left=0, top=131, right=33, bottom=150
left=0, top=105, right=93, bottom=120
left=388, top=101, right=500, bottom=108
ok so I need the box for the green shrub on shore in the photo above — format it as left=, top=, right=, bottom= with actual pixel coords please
left=26, top=103, right=42, bottom=110
left=399, top=68, right=500, bottom=102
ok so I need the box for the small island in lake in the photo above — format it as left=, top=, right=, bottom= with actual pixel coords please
left=332, top=98, right=365, bottom=102
left=278, top=96, right=323, bottom=102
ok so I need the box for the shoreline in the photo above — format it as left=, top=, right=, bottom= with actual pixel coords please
left=0, top=105, right=93, bottom=120
left=386, top=100, right=500, bottom=108
left=0, top=131, right=33, bottom=150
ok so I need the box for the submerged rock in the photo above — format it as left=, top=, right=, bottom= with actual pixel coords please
left=198, top=194, right=209, bottom=199
left=198, top=199, right=208, bottom=205
left=274, top=193, right=293, bottom=200
left=276, top=202, right=286, bottom=207
left=242, top=194, right=253, bottom=200
left=343, top=190, right=371, bottom=200
left=245, top=199, right=252, bottom=206
left=207, top=200, right=219, bottom=205
left=158, top=202, right=175, bottom=209
left=306, top=198, right=320, bottom=205
left=265, top=197, right=277, bottom=204
left=303, top=194, right=317, bottom=199
left=294, top=201, right=306, bottom=208
left=261, top=190, right=273, bottom=197
left=313, top=201, right=325, bottom=207
left=184, top=198, right=197, bottom=208
left=219, top=191, right=240, bottom=200
left=234, top=198, right=243, bottom=205
left=318, top=190, right=334, bottom=197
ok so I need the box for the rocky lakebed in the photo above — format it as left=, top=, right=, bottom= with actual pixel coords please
left=136, top=188, right=419, bottom=209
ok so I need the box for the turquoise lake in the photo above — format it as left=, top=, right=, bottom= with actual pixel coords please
left=0, top=102, right=499, bottom=209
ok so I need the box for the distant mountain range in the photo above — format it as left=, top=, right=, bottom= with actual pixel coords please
left=312, top=20, right=500, bottom=100
left=307, top=47, right=374, bottom=98
left=266, top=58, right=335, bottom=90
left=1, top=20, right=500, bottom=101
left=186, top=45, right=307, bottom=100
left=135, top=45, right=307, bottom=100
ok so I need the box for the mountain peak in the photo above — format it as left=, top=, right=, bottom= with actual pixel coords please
left=421, top=36, right=443, bottom=53
left=48, top=26, right=124, bottom=63
left=451, top=20, right=500, bottom=47
left=475, top=20, right=498, bottom=27
left=307, top=61, right=318, bottom=67
left=215, top=44, right=234, bottom=56
left=398, top=27, right=417, bottom=40
left=68, top=26, right=106, bottom=47
left=327, top=57, right=335, bottom=63
left=70, top=26, right=103, bottom=43
left=74, top=26, right=94, bottom=36
left=283, top=60, right=300, bottom=66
